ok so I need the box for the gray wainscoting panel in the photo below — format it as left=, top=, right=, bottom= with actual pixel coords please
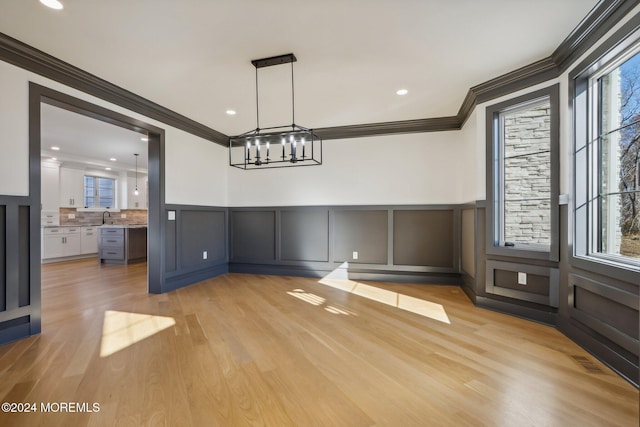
left=232, top=211, right=276, bottom=260
left=568, top=273, right=638, bottom=356
left=165, top=213, right=176, bottom=273
left=393, top=209, right=454, bottom=267
left=181, top=210, right=226, bottom=268
left=461, top=208, right=475, bottom=278
left=18, top=206, right=30, bottom=307
left=493, top=270, right=549, bottom=296
left=0, top=205, right=5, bottom=312
left=333, top=210, right=388, bottom=264
left=281, top=209, right=329, bottom=262
left=486, top=260, right=559, bottom=307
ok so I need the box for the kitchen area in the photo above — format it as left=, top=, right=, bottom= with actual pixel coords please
left=40, top=103, right=149, bottom=266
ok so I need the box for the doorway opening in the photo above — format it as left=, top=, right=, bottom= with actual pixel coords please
left=29, top=83, right=166, bottom=316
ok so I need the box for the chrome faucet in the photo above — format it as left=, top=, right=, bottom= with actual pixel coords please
left=102, top=210, right=111, bottom=225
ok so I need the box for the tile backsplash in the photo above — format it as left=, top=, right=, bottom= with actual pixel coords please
left=59, top=208, right=148, bottom=226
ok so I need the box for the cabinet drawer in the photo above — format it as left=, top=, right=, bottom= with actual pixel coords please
left=101, top=236, right=124, bottom=247
left=65, top=227, right=81, bottom=234
left=100, top=228, right=124, bottom=236
left=100, top=247, right=124, bottom=260
left=44, top=227, right=63, bottom=235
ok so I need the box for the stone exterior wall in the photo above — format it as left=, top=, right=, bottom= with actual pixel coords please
left=502, top=101, right=551, bottom=245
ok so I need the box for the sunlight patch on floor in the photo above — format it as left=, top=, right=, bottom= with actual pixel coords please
left=318, top=263, right=451, bottom=324
left=287, top=289, right=355, bottom=315
left=100, top=310, right=176, bottom=357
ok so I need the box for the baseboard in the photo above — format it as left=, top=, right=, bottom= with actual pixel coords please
left=0, top=320, right=31, bottom=346
left=475, top=295, right=557, bottom=326
left=557, top=317, right=639, bottom=388
left=162, top=263, right=229, bottom=293
left=229, top=262, right=462, bottom=284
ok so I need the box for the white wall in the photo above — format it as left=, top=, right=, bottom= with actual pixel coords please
left=228, top=130, right=473, bottom=206
left=0, top=59, right=228, bottom=206
left=0, top=61, right=30, bottom=196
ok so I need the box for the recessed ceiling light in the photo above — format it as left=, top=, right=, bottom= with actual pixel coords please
left=141, top=137, right=149, bottom=142
left=51, top=146, right=60, bottom=151
left=39, top=0, right=64, bottom=10
left=105, top=167, right=112, bottom=171
left=226, top=109, right=237, bottom=116
left=110, top=157, right=117, bottom=162
left=396, top=89, right=408, bottom=96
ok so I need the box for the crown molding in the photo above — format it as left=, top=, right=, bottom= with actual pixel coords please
left=552, top=0, right=640, bottom=73
left=0, top=32, right=229, bottom=146
left=314, top=116, right=460, bottom=140
left=0, top=0, right=635, bottom=143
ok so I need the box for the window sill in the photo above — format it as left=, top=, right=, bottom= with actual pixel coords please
left=570, top=254, right=640, bottom=285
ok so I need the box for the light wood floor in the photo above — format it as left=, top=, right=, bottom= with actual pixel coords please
left=0, top=258, right=637, bottom=426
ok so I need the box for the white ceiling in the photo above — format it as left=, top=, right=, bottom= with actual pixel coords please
left=41, top=103, right=148, bottom=173
left=2, top=0, right=598, bottom=138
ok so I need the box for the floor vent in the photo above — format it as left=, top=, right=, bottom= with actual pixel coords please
left=570, top=355, right=604, bottom=374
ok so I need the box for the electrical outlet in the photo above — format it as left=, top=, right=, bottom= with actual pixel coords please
left=203, top=251, right=208, bottom=260
left=68, top=213, right=75, bottom=219
left=121, top=213, right=127, bottom=218
left=352, top=251, right=359, bottom=260
left=518, top=272, right=527, bottom=285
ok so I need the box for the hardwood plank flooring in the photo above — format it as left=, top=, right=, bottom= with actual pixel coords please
left=0, top=258, right=637, bottom=426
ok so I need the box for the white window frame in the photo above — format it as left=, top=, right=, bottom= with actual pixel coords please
left=571, top=24, right=640, bottom=280
left=84, top=175, right=116, bottom=210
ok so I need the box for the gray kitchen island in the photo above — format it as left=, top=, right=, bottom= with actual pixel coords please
left=98, top=225, right=147, bottom=264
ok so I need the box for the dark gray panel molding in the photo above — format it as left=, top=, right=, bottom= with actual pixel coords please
left=0, top=204, right=5, bottom=312
left=393, top=210, right=454, bottom=267
left=281, top=210, right=329, bottom=262
left=231, top=211, right=276, bottom=260
left=180, top=210, right=226, bottom=268
left=486, top=260, right=560, bottom=307
left=0, top=33, right=228, bottom=145
left=0, top=195, right=38, bottom=346
left=333, top=210, right=388, bottom=264
left=569, top=273, right=638, bottom=354
left=164, top=204, right=229, bottom=291
left=1, top=2, right=632, bottom=143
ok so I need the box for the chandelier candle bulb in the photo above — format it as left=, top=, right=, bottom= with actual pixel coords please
left=301, top=138, right=305, bottom=158
left=246, top=141, right=251, bottom=161
left=266, top=142, right=270, bottom=159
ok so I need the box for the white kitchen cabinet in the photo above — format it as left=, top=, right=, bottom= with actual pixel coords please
left=81, top=226, right=99, bottom=254
left=59, top=167, right=85, bottom=208
left=42, top=227, right=82, bottom=259
left=41, top=161, right=60, bottom=211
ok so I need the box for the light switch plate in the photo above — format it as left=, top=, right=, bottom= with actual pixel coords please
left=518, top=272, right=527, bottom=285
left=168, top=211, right=176, bottom=221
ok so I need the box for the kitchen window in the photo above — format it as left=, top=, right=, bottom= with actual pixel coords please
left=84, top=176, right=115, bottom=209
left=486, top=85, right=560, bottom=261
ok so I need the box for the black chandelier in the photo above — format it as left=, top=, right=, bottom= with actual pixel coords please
left=229, top=53, right=322, bottom=170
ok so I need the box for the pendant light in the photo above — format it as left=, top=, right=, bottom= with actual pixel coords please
left=133, top=153, right=139, bottom=196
